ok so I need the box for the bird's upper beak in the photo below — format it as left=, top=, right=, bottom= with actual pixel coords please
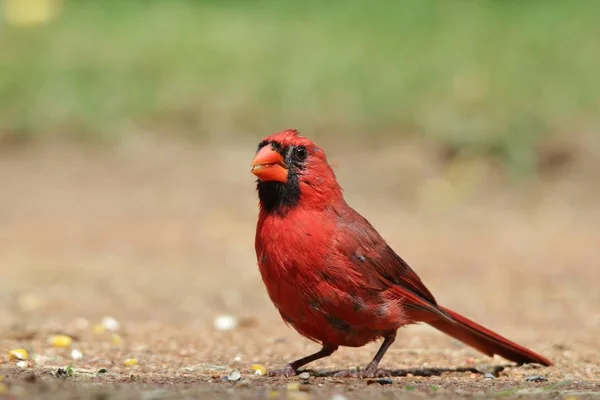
left=251, top=145, right=288, bottom=183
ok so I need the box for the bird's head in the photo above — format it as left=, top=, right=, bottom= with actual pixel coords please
left=251, top=129, right=342, bottom=214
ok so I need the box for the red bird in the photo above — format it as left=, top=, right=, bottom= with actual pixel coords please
left=251, top=129, right=551, bottom=377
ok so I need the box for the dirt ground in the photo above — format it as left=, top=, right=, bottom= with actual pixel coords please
left=0, top=137, right=599, bottom=399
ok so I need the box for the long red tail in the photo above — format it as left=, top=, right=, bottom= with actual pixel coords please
left=427, top=306, right=552, bottom=366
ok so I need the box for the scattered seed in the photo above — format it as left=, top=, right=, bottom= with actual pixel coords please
left=266, top=390, right=280, bottom=399
left=71, top=349, right=83, bottom=360
left=252, top=364, right=267, bottom=376
left=298, top=372, right=310, bottom=380
left=50, top=335, right=72, bottom=348
left=111, top=333, right=124, bottom=346
left=526, top=375, right=548, bottom=382
left=92, top=324, right=105, bottom=335
left=123, top=358, right=138, bottom=367
left=17, top=361, right=28, bottom=368
left=8, top=349, right=29, bottom=360
left=214, top=315, right=238, bottom=331
left=484, top=373, right=495, bottom=379
left=227, top=369, right=241, bottom=382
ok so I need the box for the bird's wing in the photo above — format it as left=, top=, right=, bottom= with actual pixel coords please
left=334, top=207, right=452, bottom=322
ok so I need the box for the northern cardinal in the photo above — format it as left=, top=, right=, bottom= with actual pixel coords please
left=251, top=129, right=551, bottom=377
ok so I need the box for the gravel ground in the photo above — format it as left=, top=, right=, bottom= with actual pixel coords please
left=1, top=139, right=598, bottom=399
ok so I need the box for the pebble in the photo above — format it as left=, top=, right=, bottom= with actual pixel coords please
left=71, top=349, right=83, bottom=360
left=298, top=372, right=310, bottom=380
left=483, top=373, right=495, bottom=379
left=526, top=375, right=548, bottom=382
left=214, top=315, right=238, bottom=331
left=227, top=369, right=241, bottom=382
left=102, top=317, right=120, bottom=331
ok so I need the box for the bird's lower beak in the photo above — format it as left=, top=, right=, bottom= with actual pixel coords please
left=251, top=145, right=288, bottom=183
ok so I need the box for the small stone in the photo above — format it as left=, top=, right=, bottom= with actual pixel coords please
left=71, top=349, right=83, bottom=360
left=97, top=368, right=108, bottom=374
left=227, top=369, right=241, bottom=382
left=102, top=317, right=120, bottom=331
left=484, top=373, right=495, bottom=379
left=17, top=361, right=28, bottom=368
left=298, top=372, right=310, bottom=380
left=214, top=315, right=238, bottom=331
left=526, top=375, right=548, bottom=382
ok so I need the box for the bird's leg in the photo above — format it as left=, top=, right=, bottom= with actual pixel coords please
left=334, top=331, right=397, bottom=378
left=267, top=345, right=338, bottom=377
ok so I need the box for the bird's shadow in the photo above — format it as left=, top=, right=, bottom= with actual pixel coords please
left=302, top=363, right=522, bottom=378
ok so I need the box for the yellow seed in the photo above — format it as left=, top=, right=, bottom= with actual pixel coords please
left=252, top=364, right=267, bottom=376
left=92, top=324, right=105, bottom=335
left=8, top=349, right=29, bottom=360
left=50, top=335, right=72, bottom=348
left=266, top=390, right=280, bottom=400
left=111, top=333, right=124, bottom=346
left=286, top=382, right=301, bottom=392
left=123, top=358, right=138, bottom=367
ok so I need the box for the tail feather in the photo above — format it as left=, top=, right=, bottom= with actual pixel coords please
left=427, top=306, right=552, bottom=366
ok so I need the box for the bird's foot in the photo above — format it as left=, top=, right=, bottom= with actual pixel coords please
left=267, top=364, right=297, bottom=378
left=333, top=365, right=389, bottom=379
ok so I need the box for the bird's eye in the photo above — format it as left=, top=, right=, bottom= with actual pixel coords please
left=294, top=146, right=308, bottom=161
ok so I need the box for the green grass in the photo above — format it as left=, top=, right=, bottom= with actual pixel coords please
left=1, top=0, right=599, bottom=173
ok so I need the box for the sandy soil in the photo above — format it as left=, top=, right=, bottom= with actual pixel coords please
left=0, top=138, right=598, bottom=399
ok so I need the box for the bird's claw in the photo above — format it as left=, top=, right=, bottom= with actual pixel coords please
left=267, top=364, right=296, bottom=378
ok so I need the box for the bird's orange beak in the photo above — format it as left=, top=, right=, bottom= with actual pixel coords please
left=251, top=145, right=288, bottom=183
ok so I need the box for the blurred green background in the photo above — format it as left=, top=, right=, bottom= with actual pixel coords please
left=1, top=0, right=599, bottom=175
